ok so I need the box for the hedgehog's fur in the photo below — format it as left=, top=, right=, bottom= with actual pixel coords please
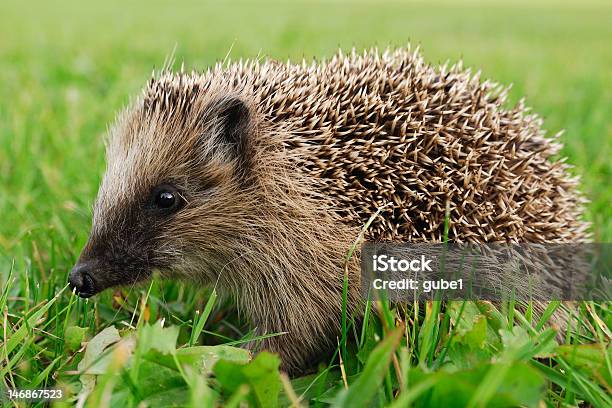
left=75, top=47, right=588, bottom=374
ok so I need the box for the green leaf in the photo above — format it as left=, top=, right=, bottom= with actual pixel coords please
left=139, top=323, right=179, bottom=355
left=77, top=326, right=122, bottom=400
left=334, top=326, right=403, bottom=407
left=144, top=345, right=251, bottom=375
left=133, top=361, right=190, bottom=405
left=446, top=302, right=492, bottom=369
left=109, top=360, right=210, bottom=407
left=446, top=343, right=491, bottom=370
left=449, top=301, right=481, bottom=337
left=464, top=315, right=487, bottom=348
left=403, top=362, right=544, bottom=408
left=450, top=302, right=497, bottom=348
left=500, top=326, right=530, bottom=351
left=474, top=301, right=506, bottom=336
left=557, top=344, right=612, bottom=387
left=65, top=325, right=88, bottom=352
left=78, top=326, right=122, bottom=372
left=179, top=345, right=251, bottom=373
left=214, top=351, right=281, bottom=408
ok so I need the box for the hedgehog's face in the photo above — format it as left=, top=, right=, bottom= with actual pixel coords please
left=69, top=92, right=256, bottom=297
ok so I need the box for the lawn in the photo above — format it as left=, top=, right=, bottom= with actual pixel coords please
left=0, top=0, right=610, bottom=407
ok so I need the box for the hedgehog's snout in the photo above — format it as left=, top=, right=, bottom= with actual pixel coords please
left=68, top=262, right=98, bottom=298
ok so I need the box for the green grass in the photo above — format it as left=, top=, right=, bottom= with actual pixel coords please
left=0, top=0, right=610, bottom=407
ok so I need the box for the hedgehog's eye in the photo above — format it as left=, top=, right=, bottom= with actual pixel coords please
left=151, top=184, right=183, bottom=213
left=156, top=191, right=175, bottom=208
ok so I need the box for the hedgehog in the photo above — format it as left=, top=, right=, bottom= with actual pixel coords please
left=69, top=47, right=588, bottom=374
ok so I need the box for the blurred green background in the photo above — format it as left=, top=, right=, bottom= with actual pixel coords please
left=0, top=0, right=610, bottom=273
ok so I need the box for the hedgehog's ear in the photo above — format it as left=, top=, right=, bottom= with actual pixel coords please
left=205, top=95, right=252, bottom=162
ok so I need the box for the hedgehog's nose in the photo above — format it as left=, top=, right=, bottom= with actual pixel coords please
left=69, top=263, right=96, bottom=298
